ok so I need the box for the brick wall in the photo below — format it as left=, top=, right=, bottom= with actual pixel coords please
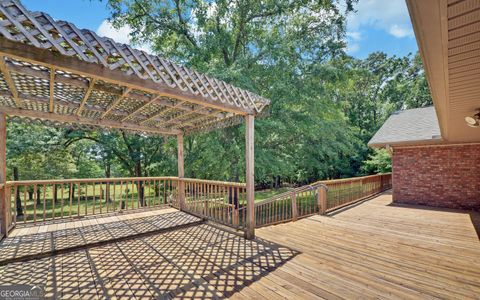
left=392, top=144, right=480, bottom=210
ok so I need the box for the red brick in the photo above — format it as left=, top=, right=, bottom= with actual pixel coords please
left=392, top=144, right=480, bottom=210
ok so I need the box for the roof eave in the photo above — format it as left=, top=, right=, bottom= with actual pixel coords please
left=368, top=138, right=445, bottom=148
left=406, top=0, right=450, bottom=140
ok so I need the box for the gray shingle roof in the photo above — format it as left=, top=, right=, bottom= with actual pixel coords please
left=368, top=106, right=442, bottom=147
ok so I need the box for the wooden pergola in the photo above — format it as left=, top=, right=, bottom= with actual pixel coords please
left=0, top=0, right=269, bottom=238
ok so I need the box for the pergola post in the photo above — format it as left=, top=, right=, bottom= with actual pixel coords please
left=177, top=133, right=185, bottom=210
left=245, top=114, right=255, bottom=239
left=0, top=113, right=7, bottom=237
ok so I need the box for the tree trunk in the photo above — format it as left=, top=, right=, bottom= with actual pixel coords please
left=53, top=185, right=58, bottom=205
left=13, top=167, right=23, bottom=216
left=135, top=161, right=145, bottom=206
left=70, top=184, right=75, bottom=204
left=36, top=188, right=41, bottom=205
left=275, top=176, right=281, bottom=189
left=121, top=187, right=127, bottom=209
left=105, top=163, right=111, bottom=203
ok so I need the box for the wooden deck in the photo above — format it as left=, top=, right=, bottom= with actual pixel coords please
left=0, top=192, right=479, bottom=299
left=0, top=207, right=202, bottom=265
left=246, top=192, right=480, bottom=299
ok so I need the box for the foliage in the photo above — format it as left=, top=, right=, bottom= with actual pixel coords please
left=6, top=122, right=77, bottom=180
left=361, top=148, right=392, bottom=174
left=326, top=52, right=432, bottom=143
left=5, top=0, right=431, bottom=186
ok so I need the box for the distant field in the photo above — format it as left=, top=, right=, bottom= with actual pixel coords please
left=254, top=187, right=291, bottom=201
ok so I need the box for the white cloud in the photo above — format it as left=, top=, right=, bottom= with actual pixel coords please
left=96, top=20, right=153, bottom=54
left=388, top=24, right=413, bottom=38
left=347, top=0, right=414, bottom=39
left=346, top=31, right=362, bottom=41
left=346, top=43, right=360, bottom=54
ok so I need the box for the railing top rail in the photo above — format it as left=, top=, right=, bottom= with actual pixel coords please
left=313, top=173, right=392, bottom=185
left=255, top=182, right=327, bottom=207
left=6, top=176, right=180, bottom=186
left=181, top=178, right=246, bottom=187
left=5, top=176, right=246, bottom=187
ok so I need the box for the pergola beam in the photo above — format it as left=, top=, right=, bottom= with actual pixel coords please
left=5, top=60, right=230, bottom=120
left=76, top=78, right=96, bottom=116
left=0, top=90, right=128, bottom=118
left=139, top=100, right=186, bottom=125
left=155, top=106, right=208, bottom=128
left=170, top=109, right=219, bottom=130
left=101, top=87, right=131, bottom=119
left=7, top=60, right=229, bottom=118
left=0, top=56, right=21, bottom=108
left=121, top=94, right=162, bottom=122
left=0, top=37, right=253, bottom=115
left=0, top=106, right=181, bottom=135
left=0, top=91, right=204, bottom=129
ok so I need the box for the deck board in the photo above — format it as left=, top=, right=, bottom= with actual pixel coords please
left=0, top=193, right=479, bottom=299
left=253, top=192, right=480, bottom=299
left=0, top=223, right=297, bottom=299
left=0, top=207, right=202, bottom=264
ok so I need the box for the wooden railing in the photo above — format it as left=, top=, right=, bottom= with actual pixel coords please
left=318, top=173, right=391, bottom=212
left=255, top=173, right=391, bottom=227
left=4, top=176, right=248, bottom=232
left=1, top=183, right=15, bottom=235
left=255, top=183, right=327, bottom=228
left=5, top=177, right=178, bottom=226
left=4, top=173, right=391, bottom=232
left=177, top=179, right=247, bottom=230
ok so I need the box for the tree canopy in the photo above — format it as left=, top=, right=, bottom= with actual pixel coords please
left=5, top=0, right=432, bottom=186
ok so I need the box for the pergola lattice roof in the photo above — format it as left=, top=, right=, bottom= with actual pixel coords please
left=0, top=0, right=270, bottom=135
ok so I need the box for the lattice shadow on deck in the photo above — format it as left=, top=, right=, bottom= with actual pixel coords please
left=0, top=224, right=298, bottom=299
left=0, top=210, right=201, bottom=264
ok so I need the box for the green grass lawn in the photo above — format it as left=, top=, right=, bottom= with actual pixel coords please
left=254, top=187, right=291, bottom=201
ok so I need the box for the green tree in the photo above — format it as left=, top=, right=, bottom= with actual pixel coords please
left=4, top=1, right=433, bottom=191
left=361, top=148, right=392, bottom=174
left=102, top=0, right=361, bottom=185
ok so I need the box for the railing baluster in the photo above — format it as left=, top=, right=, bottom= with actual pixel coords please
left=93, top=182, right=96, bottom=215
left=42, top=184, right=46, bottom=223
left=77, top=182, right=81, bottom=217
left=52, top=184, right=55, bottom=221
left=12, top=185, right=17, bottom=225
left=33, top=184, right=37, bottom=224
left=85, top=183, right=88, bottom=216
left=112, top=180, right=115, bottom=210
left=23, top=187, right=27, bottom=223
left=148, top=179, right=152, bottom=207
left=118, top=180, right=124, bottom=211
left=61, top=184, right=64, bottom=219
left=69, top=182, right=73, bottom=218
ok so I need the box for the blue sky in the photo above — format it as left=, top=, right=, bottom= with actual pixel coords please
left=21, top=0, right=418, bottom=59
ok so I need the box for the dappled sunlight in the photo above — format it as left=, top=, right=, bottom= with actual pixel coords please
left=0, top=209, right=201, bottom=264
left=0, top=224, right=297, bottom=299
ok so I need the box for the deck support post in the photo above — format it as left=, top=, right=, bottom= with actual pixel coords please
left=177, top=133, right=185, bottom=210
left=319, top=186, right=327, bottom=215
left=291, top=192, right=298, bottom=221
left=0, top=113, right=7, bottom=237
left=245, top=114, right=255, bottom=239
